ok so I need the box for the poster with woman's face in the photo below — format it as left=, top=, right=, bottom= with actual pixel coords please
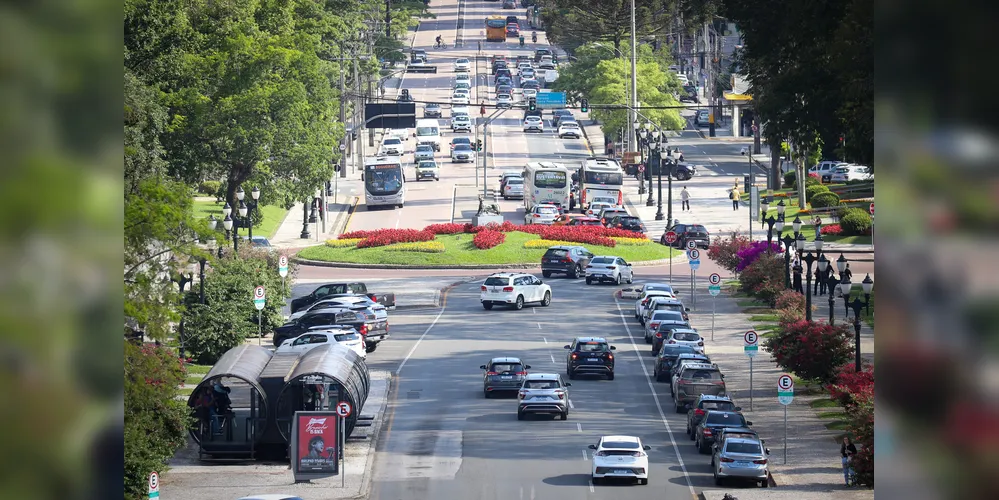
left=295, top=413, right=337, bottom=474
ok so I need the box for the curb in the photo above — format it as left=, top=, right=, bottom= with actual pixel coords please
left=292, top=255, right=678, bottom=269
left=348, top=372, right=393, bottom=500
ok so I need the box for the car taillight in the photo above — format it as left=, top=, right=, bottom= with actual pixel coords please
left=698, top=341, right=704, bottom=346
left=581, top=192, right=586, bottom=204
left=502, top=286, right=514, bottom=292
left=632, top=452, right=644, bottom=457
left=656, top=332, right=663, bottom=338
left=650, top=322, right=660, bottom=330
left=515, top=371, right=528, bottom=375
left=533, top=213, right=540, bottom=218
left=562, top=257, right=572, bottom=263
left=385, top=322, right=389, bottom=332
left=481, top=285, right=487, bottom=291
left=703, top=428, right=713, bottom=436
left=695, top=408, right=705, bottom=417
left=486, top=371, right=499, bottom=376
left=720, top=457, right=734, bottom=463
left=668, top=340, right=677, bottom=344
left=518, top=391, right=526, bottom=399
left=607, top=266, right=616, bottom=270
left=360, top=324, right=368, bottom=335
left=607, top=354, right=613, bottom=360
left=618, top=192, right=623, bottom=205
left=557, top=392, right=565, bottom=400
left=753, top=459, right=768, bottom=464
left=571, top=353, right=578, bottom=359
left=596, top=451, right=607, bottom=457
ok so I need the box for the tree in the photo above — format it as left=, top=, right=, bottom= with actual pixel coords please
left=763, top=320, right=854, bottom=384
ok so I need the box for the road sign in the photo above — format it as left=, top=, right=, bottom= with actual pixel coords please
left=638, top=164, right=645, bottom=173
left=778, top=373, right=795, bottom=405
left=744, top=330, right=759, bottom=357
left=663, top=231, right=678, bottom=244
left=253, top=285, right=266, bottom=310
left=278, top=255, right=289, bottom=278
left=708, top=284, right=720, bottom=296
left=339, top=143, right=346, bottom=151
left=535, top=91, right=566, bottom=108
left=148, top=471, right=160, bottom=499
left=336, top=401, right=353, bottom=417
left=687, top=248, right=700, bottom=261
left=686, top=240, right=697, bottom=250
left=708, top=273, right=721, bottom=285
left=869, top=202, right=874, bottom=215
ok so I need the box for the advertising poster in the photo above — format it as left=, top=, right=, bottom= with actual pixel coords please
left=294, top=411, right=338, bottom=476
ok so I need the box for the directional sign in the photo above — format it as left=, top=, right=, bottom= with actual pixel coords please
left=687, top=248, right=700, bottom=261
left=689, top=260, right=700, bottom=270
left=663, top=231, right=678, bottom=245
left=336, top=401, right=353, bottom=417
left=869, top=202, right=874, bottom=215
left=253, top=285, right=266, bottom=310
left=535, top=91, right=566, bottom=108
left=686, top=240, right=698, bottom=251
left=148, top=472, right=160, bottom=499
left=778, top=373, right=795, bottom=405
left=744, top=330, right=759, bottom=357
left=708, top=284, right=721, bottom=296
left=278, top=255, right=289, bottom=278
left=708, top=273, right=721, bottom=285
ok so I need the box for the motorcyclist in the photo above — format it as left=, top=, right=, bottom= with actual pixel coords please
left=519, top=35, right=525, bottom=47
left=532, top=31, right=538, bottom=43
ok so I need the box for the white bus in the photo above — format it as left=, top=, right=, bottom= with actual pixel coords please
left=578, top=157, right=624, bottom=211
left=522, top=162, right=570, bottom=211
left=363, top=156, right=406, bottom=209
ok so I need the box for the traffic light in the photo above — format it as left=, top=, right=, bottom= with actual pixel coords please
left=476, top=139, right=483, bottom=152
left=528, top=97, right=537, bottom=111
left=580, top=98, right=589, bottom=113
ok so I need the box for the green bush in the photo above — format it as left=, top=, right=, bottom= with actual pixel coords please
left=125, top=342, right=189, bottom=499
left=763, top=319, right=854, bottom=383
left=840, top=208, right=873, bottom=236
left=739, top=253, right=786, bottom=299
left=806, top=184, right=830, bottom=199
left=810, top=191, right=841, bottom=208
left=783, top=171, right=796, bottom=188
left=805, top=176, right=822, bottom=187
left=198, top=180, right=221, bottom=196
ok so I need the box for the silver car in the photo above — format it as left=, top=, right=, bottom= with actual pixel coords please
left=496, top=93, right=513, bottom=108
left=481, top=357, right=531, bottom=397
left=517, top=373, right=571, bottom=420
left=584, top=256, right=634, bottom=285
left=503, top=177, right=524, bottom=199
left=712, top=437, right=771, bottom=487
left=525, top=204, right=558, bottom=225
left=414, top=144, right=435, bottom=161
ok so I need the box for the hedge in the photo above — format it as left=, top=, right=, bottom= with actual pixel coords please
left=839, top=208, right=873, bottom=236
left=806, top=184, right=830, bottom=200
left=810, top=191, right=841, bottom=208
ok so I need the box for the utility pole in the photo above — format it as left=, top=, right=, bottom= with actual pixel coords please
left=628, top=0, right=639, bottom=153
left=354, top=53, right=365, bottom=172
left=704, top=23, right=716, bottom=137
left=339, top=50, right=347, bottom=181
left=385, top=0, right=392, bottom=38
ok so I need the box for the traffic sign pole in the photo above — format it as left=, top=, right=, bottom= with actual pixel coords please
left=777, top=374, right=795, bottom=464
left=750, top=356, right=754, bottom=411
left=664, top=231, right=678, bottom=284
left=708, top=273, right=721, bottom=340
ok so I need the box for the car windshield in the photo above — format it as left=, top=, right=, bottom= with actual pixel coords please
left=417, top=145, right=432, bottom=151
left=592, top=197, right=615, bottom=204
left=418, top=161, right=437, bottom=168
left=577, top=342, right=609, bottom=352
left=455, top=145, right=472, bottom=151
left=453, top=138, right=470, bottom=145
left=620, top=217, right=641, bottom=224
left=536, top=206, right=557, bottom=214
left=684, top=369, right=722, bottom=381
left=484, top=277, right=509, bottom=286
left=656, top=304, right=684, bottom=314
left=673, top=332, right=701, bottom=342
left=652, top=311, right=685, bottom=322
left=646, top=285, right=673, bottom=292
left=457, top=58, right=469, bottom=64
left=490, top=363, right=524, bottom=373
left=523, top=380, right=558, bottom=389
left=602, top=441, right=640, bottom=449
left=591, top=257, right=614, bottom=264
left=702, top=400, right=737, bottom=411
left=726, top=442, right=763, bottom=454
left=526, top=116, right=541, bottom=122
left=383, top=138, right=401, bottom=145
left=706, top=412, right=747, bottom=426
left=562, top=123, right=579, bottom=128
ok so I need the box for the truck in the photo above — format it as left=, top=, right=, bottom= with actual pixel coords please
left=290, top=282, right=397, bottom=313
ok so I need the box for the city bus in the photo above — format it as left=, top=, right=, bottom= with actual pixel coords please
left=578, top=157, right=624, bottom=212
left=522, top=161, right=570, bottom=211
left=486, top=15, right=507, bottom=42
left=363, top=156, right=406, bottom=209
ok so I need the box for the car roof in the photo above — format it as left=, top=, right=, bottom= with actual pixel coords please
left=575, top=337, right=608, bottom=343
left=592, top=255, right=622, bottom=260
left=525, top=373, right=559, bottom=380
left=490, top=357, right=523, bottom=364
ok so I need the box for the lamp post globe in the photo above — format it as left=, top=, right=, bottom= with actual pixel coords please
left=236, top=186, right=245, bottom=201
left=222, top=202, right=232, bottom=218
left=814, top=234, right=824, bottom=253
left=862, top=274, right=874, bottom=294
left=792, top=214, right=802, bottom=234
left=238, top=200, right=248, bottom=217
left=776, top=199, right=786, bottom=216
left=223, top=213, right=233, bottom=231
left=775, top=218, right=785, bottom=233
left=761, top=197, right=770, bottom=215
left=817, top=254, right=829, bottom=273
left=795, top=232, right=806, bottom=251
left=251, top=186, right=261, bottom=200
left=208, top=215, right=218, bottom=231
left=836, top=253, right=848, bottom=273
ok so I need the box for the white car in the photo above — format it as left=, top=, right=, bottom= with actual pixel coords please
left=809, top=161, right=850, bottom=182
left=520, top=68, right=536, bottom=82
left=502, top=177, right=524, bottom=199
left=453, top=58, right=471, bottom=72
left=635, top=284, right=677, bottom=319
left=276, top=327, right=367, bottom=359
left=523, top=115, right=544, bottom=132
left=386, top=129, right=409, bottom=142
left=496, top=93, right=513, bottom=108
left=451, top=93, right=470, bottom=105
left=454, top=73, right=471, bottom=84
left=585, top=256, right=634, bottom=285
left=664, top=328, right=704, bottom=354
left=451, top=105, right=470, bottom=117
left=590, top=196, right=619, bottom=207
left=586, top=202, right=612, bottom=218
left=558, top=122, right=582, bottom=139
left=379, top=137, right=404, bottom=156
left=830, top=164, right=872, bottom=183
left=453, top=81, right=471, bottom=92
left=522, top=87, right=538, bottom=99
left=676, top=73, right=689, bottom=85
left=451, top=144, right=475, bottom=162
left=644, top=309, right=687, bottom=343
left=451, top=115, right=473, bottom=133
left=589, top=435, right=651, bottom=485
left=480, top=272, right=552, bottom=310
left=525, top=204, right=559, bottom=225
left=517, top=61, right=533, bottom=72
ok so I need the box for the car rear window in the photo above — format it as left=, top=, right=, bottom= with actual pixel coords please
left=660, top=344, right=695, bottom=357
left=602, top=441, right=640, bottom=449
left=688, top=225, right=708, bottom=233
left=702, top=400, right=737, bottom=411
left=706, top=412, right=747, bottom=426
left=656, top=304, right=684, bottom=314
left=673, top=332, right=701, bottom=342
left=577, top=342, right=609, bottom=352
left=683, top=369, right=722, bottom=381
left=484, top=277, right=509, bottom=286
left=507, top=178, right=523, bottom=185
left=333, top=333, right=360, bottom=342
left=523, top=380, right=558, bottom=389
left=384, top=138, right=401, bottom=145
left=544, top=249, right=568, bottom=258
left=725, top=441, right=763, bottom=454
left=490, top=363, right=524, bottom=373
left=591, top=257, right=614, bottom=264
left=537, top=206, right=557, bottom=214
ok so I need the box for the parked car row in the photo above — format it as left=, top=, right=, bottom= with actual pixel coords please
left=275, top=283, right=397, bottom=355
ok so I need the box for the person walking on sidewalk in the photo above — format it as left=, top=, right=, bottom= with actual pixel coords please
left=841, top=436, right=858, bottom=485
left=729, top=183, right=741, bottom=211
left=680, top=186, right=690, bottom=211
left=792, top=257, right=804, bottom=294
left=814, top=216, right=823, bottom=239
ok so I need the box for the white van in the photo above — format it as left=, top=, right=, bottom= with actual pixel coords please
left=415, top=118, right=442, bottom=151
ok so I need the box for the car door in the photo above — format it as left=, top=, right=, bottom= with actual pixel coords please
left=530, top=276, right=546, bottom=301
left=304, top=333, right=329, bottom=353
left=287, top=334, right=313, bottom=352
left=521, top=276, right=540, bottom=302
left=617, top=258, right=632, bottom=280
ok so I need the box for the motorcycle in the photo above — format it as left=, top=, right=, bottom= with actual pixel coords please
left=519, top=35, right=525, bottom=47
left=532, top=32, right=538, bottom=43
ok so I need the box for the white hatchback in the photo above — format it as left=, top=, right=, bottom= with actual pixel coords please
left=496, top=93, right=513, bottom=108
left=586, top=202, right=612, bottom=218
left=665, top=328, right=704, bottom=354
left=453, top=58, right=471, bottom=72
left=523, top=115, right=544, bottom=132
left=276, top=328, right=366, bottom=359
left=589, top=435, right=652, bottom=485
left=525, top=204, right=559, bottom=225
left=558, top=122, right=582, bottom=139
left=480, top=272, right=552, bottom=310
left=585, top=256, right=634, bottom=285
left=831, top=164, right=872, bottom=183
left=379, top=137, right=404, bottom=156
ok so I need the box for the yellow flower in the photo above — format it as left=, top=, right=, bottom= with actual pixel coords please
left=611, top=236, right=650, bottom=246
left=523, top=239, right=576, bottom=249
left=389, top=241, right=446, bottom=253
left=840, top=197, right=874, bottom=203
left=326, top=238, right=363, bottom=248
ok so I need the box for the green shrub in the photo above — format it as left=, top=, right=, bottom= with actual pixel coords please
left=763, top=319, right=854, bottom=383
left=810, top=191, right=841, bottom=208
left=840, top=208, right=873, bottom=236
left=805, top=176, right=822, bottom=187
left=739, top=253, right=786, bottom=298
left=198, top=180, right=221, bottom=196
left=783, top=171, right=796, bottom=188
left=806, top=184, right=830, bottom=199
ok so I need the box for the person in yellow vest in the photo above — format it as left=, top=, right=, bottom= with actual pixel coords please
left=730, top=184, right=741, bottom=211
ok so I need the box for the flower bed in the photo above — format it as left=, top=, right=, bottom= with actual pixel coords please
left=326, top=238, right=363, bottom=248
left=611, top=236, right=651, bottom=246
left=423, top=223, right=468, bottom=235
left=356, top=229, right=436, bottom=248
left=820, top=224, right=843, bottom=235
left=473, top=229, right=505, bottom=249
left=523, top=239, right=576, bottom=249
left=540, top=226, right=616, bottom=246
left=388, top=241, right=446, bottom=253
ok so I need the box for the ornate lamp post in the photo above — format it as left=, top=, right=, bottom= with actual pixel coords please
left=780, top=233, right=795, bottom=288
left=656, top=142, right=667, bottom=221
left=826, top=271, right=841, bottom=325
left=861, top=274, right=874, bottom=317
left=836, top=253, right=850, bottom=318
left=647, top=128, right=658, bottom=206
left=761, top=196, right=771, bottom=228
left=238, top=186, right=262, bottom=240
left=637, top=128, right=648, bottom=195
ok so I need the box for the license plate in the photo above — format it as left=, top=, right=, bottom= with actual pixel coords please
left=500, top=376, right=512, bottom=380
left=491, top=290, right=501, bottom=293
left=613, top=469, right=629, bottom=474
left=734, top=461, right=752, bottom=466
left=587, top=358, right=599, bottom=362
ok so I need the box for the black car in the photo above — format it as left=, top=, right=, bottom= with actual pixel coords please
left=694, top=411, right=752, bottom=454
left=673, top=163, right=696, bottom=180
left=541, top=245, right=594, bottom=278
left=495, top=68, right=512, bottom=79
left=506, top=15, right=518, bottom=25
left=687, top=395, right=741, bottom=438
left=654, top=344, right=696, bottom=382
left=608, top=215, right=647, bottom=234
left=495, top=76, right=513, bottom=87
left=480, top=357, right=531, bottom=397
left=661, top=223, right=710, bottom=249
left=552, top=109, right=574, bottom=128
left=273, top=309, right=388, bottom=351
left=564, top=337, right=616, bottom=380
left=710, top=427, right=765, bottom=460
left=679, top=85, right=698, bottom=103
left=651, top=321, right=691, bottom=354
left=521, top=79, right=541, bottom=90
left=492, top=61, right=509, bottom=74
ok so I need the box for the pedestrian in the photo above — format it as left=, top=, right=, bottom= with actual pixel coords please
left=792, top=257, right=803, bottom=294
left=843, top=263, right=853, bottom=282
left=730, top=185, right=741, bottom=210
left=814, top=266, right=822, bottom=295
left=569, top=191, right=576, bottom=211
left=841, top=436, right=858, bottom=485
left=814, top=216, right=822, bottom=239
left=680, top=186, right=690, bottom=211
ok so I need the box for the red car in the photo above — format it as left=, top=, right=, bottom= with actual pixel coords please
left=507, top=23, right=520, bottom=37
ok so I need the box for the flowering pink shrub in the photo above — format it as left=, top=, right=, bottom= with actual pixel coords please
left=762, top=320, right=853, bottom=383
left=820, top=224, right=843, bottom=235
left=826, top=363, right=874, bottom=408
left=708, top=232, right=752, bottom=272
left=423, top=223, right=467, bottom=235
left=735, top=241, right=782, bottom=271
left=340, top=229, right=380, bottom=239
left=355, top=229, right=436, bottom=248
left=472, top=229, right=506, bottom=249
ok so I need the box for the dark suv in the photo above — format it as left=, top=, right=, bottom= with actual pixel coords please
left=694, top=410, right=752, bottom=454
left=273, top=309, right=388, bottom=352
left=564, top=337, right=617, bottom=380
left=686, top=395, right=741, bottom=438
left=481, top=357, right=532, bottom=398
left=661, top=223, right=710, bottom=249
left=608, top=215, right=647, bottom=234
left=541, top=245, right=593, bottom=278
left=653, top=344, right=696, bottom=382
left=552, top=109, right=574, bottom=128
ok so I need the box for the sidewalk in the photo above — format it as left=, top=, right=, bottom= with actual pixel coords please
left=269, top=193, right=358, bottom=249
left=692, top=284, right=873, bottom=499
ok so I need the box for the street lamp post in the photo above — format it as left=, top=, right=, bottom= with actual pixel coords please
left=800, top=250, right=818, bottom=321
left=637, top=128, right=648, bottom=195
left=239, top=186, right=262, bottom=241
left=862, top=274, right=874, bottom=317
left=761, top=196, right=771, bottom=229
left=762, top=214, right=782, bottom=247
left=826, top=272, right=840, bottom=325
left=646, top=128, right=657, bottom=206
left=780, top=233, right=795, bottom=288
left=656, top=144, right=667, bottom=221
left=300, top=201, right=311, bottom=239
left=836, top=253, right=850, bottom=318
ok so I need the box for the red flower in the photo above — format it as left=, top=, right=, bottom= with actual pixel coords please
left=820, top=224, right=843, bottom=235
left=354, top=229, right=436, bottom=248
left=472, top=229, right=506, bottom=249
left=423, top=223, right=467, bottom=235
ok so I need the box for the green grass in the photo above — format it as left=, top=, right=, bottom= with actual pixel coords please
left=185, top=363, right=212, bottom=374
left=193, top=199, right=289, bottom=240
left=818, top=411, right=849, bottom=420
left=185, top=373, right=207, bottom=386
left=298, top=232, right=679, bottom=265
left=752, top=324, right=778, bottom=334
left=825, top=420, right=851, bottom=431
left=749, top=313, right=779, bottom=322
left=810, top=398, right=841, bottom=409
left=178, top=387, right=195, bottom=397
left=736, top=299, right=762, bottom=307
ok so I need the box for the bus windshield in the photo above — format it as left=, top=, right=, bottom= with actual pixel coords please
left=366, top=164, right=404, bottom=195
left=584, top=171, right=623, bottom=185
left=486, top=19, right=506, bottom=28
left=534, top=171, right=567, bottom=189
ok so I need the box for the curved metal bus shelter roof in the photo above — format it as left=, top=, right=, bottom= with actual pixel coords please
left=280, top=344, right=370, bottom=438
left=186, top=344, right=272, bottom=410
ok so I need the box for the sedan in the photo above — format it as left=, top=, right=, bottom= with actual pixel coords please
left=453, top=58, right=471, bottom=72
left=379, top=137, right=404, bottom=156
left=495, top=76, right=513, bottom=88
left=451, top=115, right=472, bottom=133
left=480, top=357, right=531, bottom=397
left=831, top=164, right=872, bottom=183
left=451, top=93, right=470, bottom=105
left=589, top=435, right=651, bottom=485
left=520, top=68, right=536, bottom=82
left=414, top=144, right=435, bottom=161
left=502, top=177, right=524, bottom=199
left=713, top=438, right=771, bottom=487
left=558, top=122, right=582, bottom=139
left=451, top=144, right=475, bottom=163
left=276, top=328, right=366, bottom=359
left=585, top=256, right=634, bottom=285
left=450, top=136, right=472, bottom=154
left=496, top=93, right=513, bottom=108
left=451, top=105, right=470, bottom=116
left=524, top=204, right=558, bottom=225
left=424, top=102, right=442, bottom=117
left=523, top=116, right=544, bottom=133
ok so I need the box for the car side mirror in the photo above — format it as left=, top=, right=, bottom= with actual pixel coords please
left=587, top=444, right=597, bottom=450
left=747, top=421, right=754, bottom=426
left=720, top=374, right=725, bottom=378
left=563, top=345, right=570, bottom=349
left=643, top=445, right=651, bottom=451
left=564, top=382, right=571, bottom=387
left=610, top=346, right=617, bottom=350
left=735, top=407, right=742, bottom=412
left=685, top=307, right=691, bottom=312
left=479, top=365, right=487, bottom=370
left=765, top=447, right=771, bottom=455
left=525, top=365, right=532, bottom=369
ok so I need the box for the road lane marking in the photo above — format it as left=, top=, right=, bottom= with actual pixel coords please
left=588, top=479, right=595, bottom=493
left=568, top=398, right=574, bottom=409
left=549, top=353, right=555, bottom=363
left=395, top=297, right=448, bottom=376
left=537, top=322, right=542, bottom=329
left=576, top=422, right=582, bottom=432
left=530, top=484, right=535, bottom=500
left=613, top=298, right=696, bottom=498
left=543, top=337, right=548, bottom=344
left=581, top=449, right=588, bottom=460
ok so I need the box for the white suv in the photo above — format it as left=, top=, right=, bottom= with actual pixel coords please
left=480, top=272, right=552, bottom=310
